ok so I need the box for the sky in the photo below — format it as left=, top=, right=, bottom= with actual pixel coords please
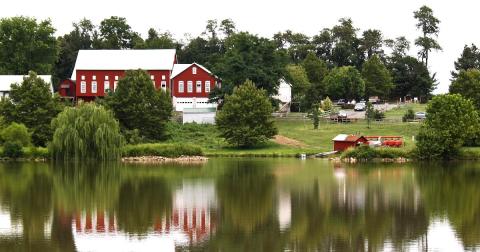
left=1, top=0, right=479, bottom=93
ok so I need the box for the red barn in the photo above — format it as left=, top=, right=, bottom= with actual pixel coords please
left=58, top=79, right=76, bottom=99
left=332, top=134, right=368, bottom=152
left=64, top=49, right=219, bottom=111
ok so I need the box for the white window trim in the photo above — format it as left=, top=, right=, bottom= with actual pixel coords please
left=178, top=81, right=184, bottom=93
left=187, top=81, right=193, bottom=93
left=205, top=81, right=211, bottom=93
left=81, top=75, right=86, bottom=80
left=162, top=75, right=166, bottom=80
left=105, top=76, right=109, bottom=80
left=114, top=81, right=118, bottom=91
left=196, top=80, right=202, bottom=93
left=91, top=81, right=97, bottom=93
left=115, top=76, right=119, bottom=81
left=192, top=67, right=197, bottom=75
left=161, top=81, right=167, bottom=91
left=151, top=75, right=155, bottom=80
left=80, top=81, right=86, bottom=94
left=104, top=81, right=110, bottom=93
left=92, top=75, right=96, bottom=80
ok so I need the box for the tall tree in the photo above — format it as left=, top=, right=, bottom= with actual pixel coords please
left=105, top=70, right=172, bottom=141
left=361, top=55, right=393, bottom=99
left=137, top=28, right=177, bottom=49
left=0, top=72, right=63, bottom=146
left=385, top=36, right=410, bottom=58
left=274, top=30, right=313, bottom=63
left=413, top=5, right=441, bottom=67
left=54, top=19, right=95, bottom=84
left=388, top=56, right=435, bottom=101
left=219, top=19, right=236, bottom=37
left=0, top=17, right=57, bottom=75
left=301, top=52, right=329, bottom=108
left=330, top=18, right=363, bottom=68
left=449, top=69, right=480, bottom=109
left=451, top=44, right=480, bottom=79
left=361, top=29, right=384, bottom=59
left=284, top=64, right=311, bottom=104
left=324, top=66, right=365, bottom=100
left=212, top=32, right=287, bottom=99
left=312, top=28, right=333, bottom=63
left=98, top=16, right=139, bottom=49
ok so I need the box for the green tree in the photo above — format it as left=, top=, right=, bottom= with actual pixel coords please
left=416, top=94, right=479, bottom=159
left=105, top=70, right=173, bottom=141
left=136, top=28, right=177, bottom=49
left=54, top=19, right=95, bottom=83
left=98, top=16, right=139, bottom=49
left=284, top=64, right=311, bottom=104
left=449, top=69, right=480, bottom=109
left=324, top=66, right=365, bottom=100
left=389, top=56, right=435, bottom=101
left=216, top=80, right=277, bottom=147
left=0, top=16, right=57, bottom=75
left=365, top=102, right=374, bottom=128
left=361, top=29, right=384, bottom=59
left=451, top=44, right=480, bottom=79
left=1, top=123, right=31, bottom=147
left=274, top=30, right=313, bottom=63
left=312, top=28, right=333, bottom=62
left=362, top=55, right=393, bottom=99
left=50, top=103, right=125, bottom=161
left=330, top=18, right=363, bottom=68
left=385, top=36, right=410, bottom=58
left=414, top=5, right=441, bottom=67
left=213, top=32, right=287, bottom=100
left=219, top=19, right=236, bottom=37
left=0, top=72, right=63, bottom=146
left=311, top=103, right=320, bottom=129
left=321, top=97, right=333, bottom=111
left=302, top=52, right=329, bottom=108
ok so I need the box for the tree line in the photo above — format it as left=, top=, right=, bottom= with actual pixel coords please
left=0, top=6, right=446, bottom=110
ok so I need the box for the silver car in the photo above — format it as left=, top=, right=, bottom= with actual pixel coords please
left=354, top=102, right=366, bottom=111
left=415, top=112, right=427, bottom=120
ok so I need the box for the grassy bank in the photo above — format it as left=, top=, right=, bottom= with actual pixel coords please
left=123, top=143, right=203, bottom=158
left=341, top=146, right=413, bottom=160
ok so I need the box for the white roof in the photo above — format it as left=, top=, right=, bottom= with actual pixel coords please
left=0, top=75, right=52, bottom=92
left=170, top=63, right=213, bottom=79
left=71, top=49, right=177, bottom=80
left=332, top=134, right=349, bottom=141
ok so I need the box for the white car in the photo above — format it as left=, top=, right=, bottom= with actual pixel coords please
left=354, top=102, right=366, bottom=111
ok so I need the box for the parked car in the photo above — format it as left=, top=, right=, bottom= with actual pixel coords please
left=368, top=96, right=380, bottom=104
left=335, top=99, right=346, bottom=106
left=354, top=102, right=366, bottom=111
left=415, top=112, right=427, bottom=120
left=338, top=110, right=348, bottom=118
left=359, top=99, right=366, bottom=103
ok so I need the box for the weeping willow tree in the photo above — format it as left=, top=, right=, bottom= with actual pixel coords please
left=50, top=103, right=125, bottom=161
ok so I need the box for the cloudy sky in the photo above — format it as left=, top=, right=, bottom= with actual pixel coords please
left=1, top=0, right=479, bottom=93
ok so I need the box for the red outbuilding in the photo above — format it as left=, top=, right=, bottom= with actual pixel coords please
left=58, top=79, right=76, bottom=99
left=332, top=134, right=368, bottom=152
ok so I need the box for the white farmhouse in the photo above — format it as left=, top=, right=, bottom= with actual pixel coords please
left=0, top=75, right=52, bottom=99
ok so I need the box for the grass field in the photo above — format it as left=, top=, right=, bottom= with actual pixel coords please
left=384, top=103, right=427, bottom=120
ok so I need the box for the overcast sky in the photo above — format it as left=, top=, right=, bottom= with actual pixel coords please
left=2, top=0, right=479, bottom=93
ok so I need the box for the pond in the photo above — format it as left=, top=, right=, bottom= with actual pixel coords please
left=0, top=159, right=479, bottom=251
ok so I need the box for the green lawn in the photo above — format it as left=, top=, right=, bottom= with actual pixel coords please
left=384, top=103, right=427, bottom=120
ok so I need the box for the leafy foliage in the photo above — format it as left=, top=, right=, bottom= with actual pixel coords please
left=1, top=123, right=31, bottom=147
left=324, top=66, right=365, bottom=100
left=123, top=143, right=203, bottom=158
left=0, top=17, right=57, bottom=75
left=451, top=44, right=480, bottom=79
left=416, top=94, right=479, bottom=159
left=0, top=72, right=63, bottom=146
left=2, top=142, right=23, bottom=159
left=321, top=97, right=334, bottom=111
left=388, top=56, right=435, bottom=101
left=50, top=102, right=125, bottom=161
left=449, top=69, right=480, bottom=109
left=414, top=5, right=441, bottom=67
left=216, top=80, right=277, bottom=147
left=105, top=70, right=173, bottom=141
left=362, top=55, right=393, bottom=99
left=402, top=109, right=415, bottom=122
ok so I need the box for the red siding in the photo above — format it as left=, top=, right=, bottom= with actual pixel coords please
left=59, top=79, right=75, bottom=97
left=75, top=70, right=171, bottom=98
left=333, top=137, right=368, bottom=152
left=171, top=64, right=216, bottom=98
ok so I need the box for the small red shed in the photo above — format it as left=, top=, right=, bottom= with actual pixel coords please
left=332, top=134, right=368, bottom=152
left=58, top=79, right=76, bottom=98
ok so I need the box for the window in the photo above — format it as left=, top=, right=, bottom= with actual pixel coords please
left=114, top=81, right=118, bottom=91
left=115, top=76, right=119, bottom=81
left=104, top=81, right=110, bottom=93
left=162, top=75, right=166, bottom=80
left=161, top=81, right=167, bottom=91
left=92, top=75, right=96, bottom=80
left=196, top=81, right=202, bottom=93
left=205, top=81, right=211, bottom=93
left=80, top=81, right=86, bottom=93
left=92, top=81, right=97, bottom=93
left=105, top=76, right=109, bottom=80
left=81, top=75, right=85, bottom=80
left=187, top=81, right=193, bottom=93
left=151, top=75, right=155, bottom=80
left=178, top=81, right=184, bottom=93
left=192, top=67, right=197, bottom=74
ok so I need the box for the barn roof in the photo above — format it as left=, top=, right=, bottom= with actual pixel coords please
left=332, top=134, right=365, bottom=142
left=71, top=49, right=177, bottom=80
left=0, top=75, right=52, bottom=92
left=171, top=63, right=212, bottom=79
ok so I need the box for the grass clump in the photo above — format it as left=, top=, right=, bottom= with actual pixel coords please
left=123, top=143, right=203, bottom=158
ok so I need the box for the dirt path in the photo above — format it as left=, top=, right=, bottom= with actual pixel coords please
left=273, top=135, right=307, bottom=147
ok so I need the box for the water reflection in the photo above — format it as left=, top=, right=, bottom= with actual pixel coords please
left=0, top=160, right=479, bottom=251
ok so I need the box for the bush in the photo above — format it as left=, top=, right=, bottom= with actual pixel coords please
left=341, top=145, right=411, bottom=160
left=3, top=141, right=23, bottom=158
left=1, top=122, right=31, bottom=146
left=372, top=109, right=385, bottom=120
left=402, top=109, right=415, bottom=122
left=341, top=103, right=355, bottom=109
left=321, top=97, right=334, bottom=111
left=123, top=143, right=203, bottom=158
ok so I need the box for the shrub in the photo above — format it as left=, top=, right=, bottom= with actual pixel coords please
left=50, top=103, right=125, bottom=161
left=1, top=122, right=31, bottom=146
left=372, top=109, right=385, bottom=120
left=321, top=97, right=334, bottom=111
left=402, top=109, right=415, bottom=122
left=216, top=80, right=277, bottom=147
left=123, top=143, right=203, bottom=158
left=3, top=141, right=23, bottom=158
left=341, top=145, right=411, bottom=160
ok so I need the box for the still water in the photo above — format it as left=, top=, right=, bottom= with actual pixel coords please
left=0, top=158, right=479, bottom=251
